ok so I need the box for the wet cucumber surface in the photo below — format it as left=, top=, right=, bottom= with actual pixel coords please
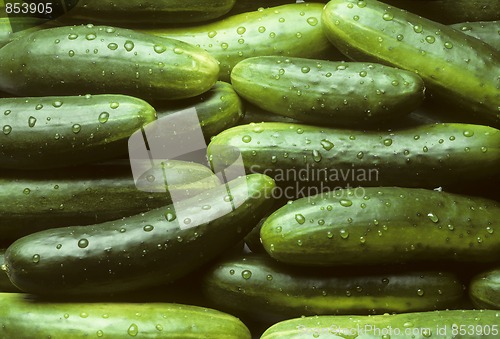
left=469, top=267, right=500, bottom=309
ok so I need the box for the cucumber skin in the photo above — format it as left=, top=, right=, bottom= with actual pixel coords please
left=0, top=293, right=251, bottom=339
left=469, top=267, right=500, bottom=309
left=3, top=174, right=276, bottom=296
left=0, top=25, right=219, bottom=100
left=202, top=253, right=464, bottom=321
left=207, top=122, right=500, bottom=189
left=0, top=94, right=156, bottom=170
left=154, top=81, right=244, bottom=140
left=322, top=0, right=500, bottom=127
left=0, top=250, right=18, bottom=292
left=231, top=56, right=425, bottom=126
left=58, top=0, right=236, bottom=25
left=260, top=310, right=500, bottom=339
left=0, top=160, right=221, bottom=245
left=450, top=21, right=500, bottom=52
left=260, top=187, right=500, bottom=266
left=141, top=3, right=343, bottom=82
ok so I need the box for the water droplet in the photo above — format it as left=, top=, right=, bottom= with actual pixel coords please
left=86, top=33, right=96, bottom=40
left=165, top=212, right=176, bottom=222
left=340, top=199, right=353, bottom=207
left=236, top=26, right=246, bottom=35
left=56, top=244, right=62, bottom=249
left=486, top=226, right=494, bottom=234
left=417, top=288, right=425, bottom=296
left=258, top=26, right=266, bottom=33
left=425, top=35, right=435, bottom=44
left=242, top=135, right=252, bottom=143
left=320, top=139, right=334, bottom=151
left=107, top=43, right=118, bottom=50
left=422, top=146, right=429, bottom=152
left=229, top=269, right=235, bottom=275
left=143, top=225, right=154, bottom=232
left=359, top=236, right=366, bottom=244
left=127, top=323, right=139, bottom=337
left=447, top=224, right=454, bottom=231
left=278, top=17, right=285, bottom=23
left=28, top=116, right=37, bottom=128
left=396, top=34, right=404, bottom=41
left=422, top=328, right=432, bottom=337
left=99, top=112, right=109, bottom=123
left=2, top=125, right=12, bottom=135
left=23, top=188, right=30, bottom=195
left=463, top=130, right=474, bottom=137
left=295, top=214, right=306, bottom=224
left=444, top=42, right=453, bottom=49
left=97, top=330, right=104, bottom=337
left=72, top=124, right=81, bottom=134
left=359, top=70, right=367, bottom=77
left=68, top=33, right=78, bottom=40
left=312, top=150, right=322, bottom=162
left=427, top=213, right=439, bottom=223
left=155, top=324, right=163, bottom=332
left=340, top=229, right=349, bottom=239
left=53, top=100, right=63, bottom=108
left=124, top=41, right=135, bottom=52
left=208, top=31, right=217, bottom=38
left=183, top=218, right=191, bottom=225
left=413, top=25, right=423, bottom=33
left=266, top=274, right=273, bottom=281
left=32, top=254, right=40, bottom=263
left=383, top=12, right=394, bottom=21
left=221, top=42, right=229, bottom=49
left=78, top=238, right=89, bottom=248
left=4, top=110, right=11, bottom=116
left=306, top=17, right=318, bottom=26
left=301, top=66, right=310, bottom=74
left=224, top=195, right=233, bottom=202
left=383, top=138, right=393, bottom=146
left=241, top=270, right=252, bottom=280
left=353, top=15, right=360, bottom=21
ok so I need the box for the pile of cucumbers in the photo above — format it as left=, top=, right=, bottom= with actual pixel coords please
left=0, top=0, right=499, bottom=338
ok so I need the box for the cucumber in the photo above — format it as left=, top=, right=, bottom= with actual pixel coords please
left=469, top=267, right=500, bottom=309
left=231, top=56, right=425, bottom=126
left=0, top=16, right=53, bottom=48
left=0, top=293, right=251, bottom=338
left=260, top=310, right=500, bottom=338
left=0, top=25, right=219, bottom=100
left=0, top=94, right=156, bottom=170
left=240, top=102, right=301, bottom=125
left=57, top=0, right=237, bottom=26
left=3, top=174, right=276, bottom=296
left=207, top=122, right=500, bottom=191
left=0, top=250, right=18, bottom=292
left=322, top=0, right=500, bottom=127
left=140, top=3, right=344, bottom=82
left=0, top=160, right=221, bottom=244
left=154, top=81, right=244, bottom=140
left=226, top=0, right=326, bottom=16
left=260, top=187, right=500, bottom=266
left=202, top=253, right=464, bottom=322
left=381, top=0, right=500, bottom=24
left=450, top=21, right=500, bottom=51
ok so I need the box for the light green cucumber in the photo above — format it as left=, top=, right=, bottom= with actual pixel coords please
left=231, top=56, right=425, bottom=126
left=140, top=3, right=344, bottom=82
left=202, top=253, right=464, bottom=322
left=261, top=310, right=500, bottom=338
left=469, top=267, right=500, bottom=309
left=0, top=25, right=219, bottom=100
left=322, top=0, right=500, bottom=127
left=450, top=21, right=500, bottom=51
left=260, top=187, right=500, bottom=266
left=0, top=160, right=221, bottom=244
left=0, top=94, right=156, bottom=170
left=3, top=174, right=276, bottom=296
left=0, top=293, right=251, bottom=338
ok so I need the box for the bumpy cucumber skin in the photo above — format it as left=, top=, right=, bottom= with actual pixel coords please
left=469, top=267, right=500, bottom=309
left=231, top=56, right=425, bottom=126
left=154, top=81, right=244, bottom=140
left=203, top=253, right=464, bottom=321
left=322, top=0, right=500, bottom=127
left=3, top=174, right=275, bottom=296
left=0, top=94, right=156, bottom=170
left=260, top=187, right=500, bottom=266
left=0, top=25, right=219, bottom=100
left=207, top=122, right=500, bottom=189
left=58, top=0, right=236, bottom=25
left=141, top=3, right=343, bottom=82
left=260, top=310, right=500, bottom=339
left=0, top=160, right=221, bottom=244
left=0, top=250, right=18, bottom=292
left=450, top=21, right=500, bottom=51
left=0, top=293, right=251, bottom=339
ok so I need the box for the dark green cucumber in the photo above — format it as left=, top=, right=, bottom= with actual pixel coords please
left=0, top=160, right=221, bottom=244
left=3, top=174, right=275, bottom=296
left=322, top=0, right=500, bottom=127
left=231, top=56, right=425, bottom=126
left=261, top=310, right=500, bottom=338
left=57, top=0, right=236, bottom=26
left=450, top=21, right=500, bottom=51
left=260, top=187, right=500, bottom=266
left=469, top=267, right=500, bottom=309
left=0, top=94, right=156, bottom=169
left=0, top=25, right=219, bottom=100
left=0, top=293, right=251, bottom=338
left=140, top=3, right=344, bottom=82
left=0, top=250, right=18, bottom=292
left=202, top=253, right=464, bottom=322
left=207, top=122, right=500, bottom=191
left=153, top=81, right=244, bottom=140
left=381, top=0, right=500, bottom=24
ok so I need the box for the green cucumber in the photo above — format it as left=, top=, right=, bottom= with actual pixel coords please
left=0, top=94, right=156, bottom=170
left=0, top=16, right=53, bottom=48
left=154, top=81, right=244, bottom=140
left=57, top=0, right=236, bottom=26
left=260, top=310, right=500, bottom=338
left=240, top=102, right=301, bottom=125
left=140, top=3, right=344, bottom=82
left=0, top=160, right=221, bottom=244
left=231, top=56, right=425, bottom=126
left=260, top=187, right=500, bottom=266
left=0, top=250, right=18, bottom=292
left=381, top=0, right=500, bottom=24
left=0, top=293, right=251, bottom=338
left=3, top=174, right=275, bottom=296
left=450, top=21, right=500, bottom=51
left=322, top=0, right=500, bottom=127
left=202, top=253, right=464, bottom=322
left=207, top=122, right=500, bottom=191
left=469, top=267, right=500, bottom=309
left=0, top=25, right=219, bottom=100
